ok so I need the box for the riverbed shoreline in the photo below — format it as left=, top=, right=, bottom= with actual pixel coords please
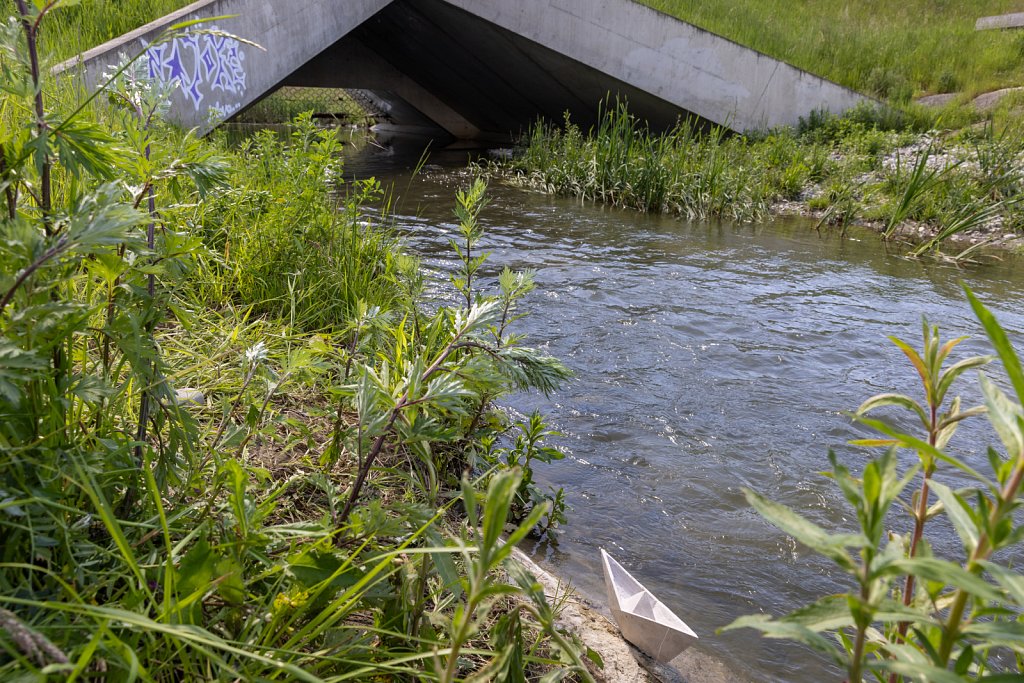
left=511, top=548, right=744, bottom=683
left=771, top=196, right=1024, bottom=256
left=497, top=104, right=1024, bottom=262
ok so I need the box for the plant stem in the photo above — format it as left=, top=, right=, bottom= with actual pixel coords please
left=0, top=236, right=67, bottom=315
left=134, top=142, right=158, bottom=467
left=441, top=554, right=488, bottom=683
left=849, top=569, right=872, bottom=683
left=887, top=404, right=939, bottom=683
left=0, top=143, right=16, bottom=221
left=463, top=229, right=473, bottom=310
left=936, top=453, right=1024, bottom=662
left=337, top=330, right=472, bottom=526
left=336, top=409, right=402, bottom=527
left=896, top=407, right=939, bottom=627
left=15, top=0, right=51, bottom=233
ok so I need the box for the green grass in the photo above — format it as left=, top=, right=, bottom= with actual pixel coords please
left=639, top=0, right=1024, bottom=99
left=43, top=0, right=195, bottom=60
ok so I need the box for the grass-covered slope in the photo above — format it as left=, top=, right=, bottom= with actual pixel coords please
left=43, top=0, right=195, bottom=59
left=639, top=0, right=1024, bottom=99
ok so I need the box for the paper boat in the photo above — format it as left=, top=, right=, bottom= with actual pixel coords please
left=600, top=548, right=698, bottom=662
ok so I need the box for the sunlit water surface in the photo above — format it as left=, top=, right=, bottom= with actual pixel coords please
left=341, top=134, right=1024, bottom=682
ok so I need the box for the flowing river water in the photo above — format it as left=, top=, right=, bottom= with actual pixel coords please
left=342, top=134, right=1024, bottom=682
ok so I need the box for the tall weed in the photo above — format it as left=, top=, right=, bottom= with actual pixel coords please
left=727, top=296, right=1024, bottom=681
left=504, top=101, right=1022, bottom=257
left=189, top=115, right=405, bottom=329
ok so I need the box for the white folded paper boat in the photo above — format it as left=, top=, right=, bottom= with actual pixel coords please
left=600, top=548, right=698, bottom=662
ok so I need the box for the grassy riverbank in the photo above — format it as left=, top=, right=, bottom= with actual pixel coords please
left=499, top=102, right=1023, bottom=258
left=640, top=0, right=1024, bottom=100
left=1, top=4, right=591, bottom=680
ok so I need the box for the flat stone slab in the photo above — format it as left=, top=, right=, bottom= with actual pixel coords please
left=976, top=13, right=1024, bottom=30
left=915, top=93, right=957, bottom=108
left=973, top=87, right=1024, bottom=112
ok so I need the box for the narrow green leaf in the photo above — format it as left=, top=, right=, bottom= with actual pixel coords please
left=881, top=557, right=1001, bottom=602
left=877, top=659, right=968, bottom=683
left=928, top=482, right=979, bottom=554
left=425, top=528, right=463, bottom=600
left=856, top=393, right=929, bottom=430
left=167, top=14, right=240, bottom=31
left=889, top=336, right=929, bottom=388
left=775, top=595, right=855, bottom=631
left=743, top=489, right=861, bottom=570
left=965, top=286, right=1024, bottom=404
left=482, top=469, right=520, bottom=554
left=936, top=355, right=992, bottom=405
left=722, top=614, right=842, bottom=662
left=853, top=415, right=988, bottom=484
left=978, top=372, right=1024, bottom=462
left=963, top=620, right=1024, bottom=649
left=977, top=561, right=1024, bottom=605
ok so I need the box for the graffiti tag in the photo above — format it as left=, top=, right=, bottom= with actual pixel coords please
left=143, top=28, right=248, bottom=119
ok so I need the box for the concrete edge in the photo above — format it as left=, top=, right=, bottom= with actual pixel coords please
left=976, top=13, right=1024, bottom=31
left=510, top=547, right=657, bottom=682
left=628, top=1, right=869, bottom=103
left=53, top=0, right=222, bottom=74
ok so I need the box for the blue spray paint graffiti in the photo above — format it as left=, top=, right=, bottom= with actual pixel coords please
left=143, top=28, right=248, bottom=119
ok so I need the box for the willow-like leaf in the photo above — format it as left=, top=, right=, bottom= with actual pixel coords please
left=928, top=482, right=981, bottom=554
left=966, top=286, right=1024, bottom=404
left=935, top=354, right=992, bottom=406
left=856, top=392, right=928, bottom=431
left=852, top=415, right=988, bottom=483
left=879, top=557, right=1002, bottom=602
left=978, top=372, right=1024, bottom=462
left=963, top=621, right=1024, bottom=651
left=874, top=645, right=968, bottom=683
left=743, top=488, right=863, bottom=572
left=723, top=614, right=842, bottom=663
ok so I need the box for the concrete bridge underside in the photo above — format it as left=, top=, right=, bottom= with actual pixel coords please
left=285, top=0, right=705, bottom=139
left=59, top=0, right=867, bottom=140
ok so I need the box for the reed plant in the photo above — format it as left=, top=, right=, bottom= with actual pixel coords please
left=509, top=101, right=774, bottom=222
left=503, top=101, right=1023, bottom=256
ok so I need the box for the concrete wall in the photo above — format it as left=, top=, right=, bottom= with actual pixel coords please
left=976, top=13, right=1024, bottom=31
left=55, top=0, right=390, bottom=131
left=447, top=0, right=866, bottom=132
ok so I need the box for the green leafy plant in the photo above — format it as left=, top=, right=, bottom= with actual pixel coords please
left=478, top=411, right=569, bottom=541
left=0, top=4, right=585, bottom=680
left=726, top=290, right=1024, bottom=681
left=334, top=180, right=570, bottom=525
